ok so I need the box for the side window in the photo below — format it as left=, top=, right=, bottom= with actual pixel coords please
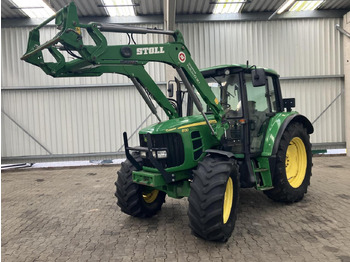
left=246, top=74, right=269, bottom=112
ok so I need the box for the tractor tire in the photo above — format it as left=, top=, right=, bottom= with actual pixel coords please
left=264, top=122, right=312, bottom=203
left=188, top=156, right=240, bottom=242
left=115, top=153, right=166, bottom=217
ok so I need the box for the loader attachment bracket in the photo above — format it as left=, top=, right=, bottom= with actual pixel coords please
left=123, top=132, right=174, bottom=184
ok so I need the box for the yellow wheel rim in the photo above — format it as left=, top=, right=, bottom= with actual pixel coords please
left=142, top=189, right=159, bottom=204
left=223, top=177, right=233, bottom=224
left=285, top=137, right=307, bottom=188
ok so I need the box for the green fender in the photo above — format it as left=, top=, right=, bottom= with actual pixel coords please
left=261, top=111, right=314, bottom=157
left=254, top=112, right=313, bottom=190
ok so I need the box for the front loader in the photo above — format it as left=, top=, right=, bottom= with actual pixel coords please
left=21, top=2, right=313, bottom=242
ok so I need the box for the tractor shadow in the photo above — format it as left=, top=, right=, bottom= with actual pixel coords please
left=237, top=188, right=313, bottom=222
left=117, top=188, right=315, bottom=246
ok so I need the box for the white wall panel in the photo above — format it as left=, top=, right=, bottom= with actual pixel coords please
left=280, top=78, right=344, bottom=144
left=2, top=19, right=343, bottom=88
left=1, top=85, right=167, bottom=158
left=178, top=18, right=343, bottom=77
left=1, top=17, right=345, bottom=161
left=1, top=25, right=166, bottom=87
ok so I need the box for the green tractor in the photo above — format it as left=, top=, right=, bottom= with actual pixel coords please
left=22, top=2, right=313, bottom=242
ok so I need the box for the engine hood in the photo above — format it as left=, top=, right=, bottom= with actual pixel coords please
left=139, top=114, right=217, bottom=135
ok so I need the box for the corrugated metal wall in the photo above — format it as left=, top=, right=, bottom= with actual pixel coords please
left=178, top=19, right=343, bottom=76
left=281, top=78, right=344, bottom=145
left=1, top=25, right=166, bottom=87
left=1, top=18, right=345, bottom=162
left=1, top=85, right=167, bottom=161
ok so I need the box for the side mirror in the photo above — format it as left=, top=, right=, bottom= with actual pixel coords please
left=251, top=68, right=267, bottom=87
left=283, top=98, right=295, bottom=112
left=167, top=83, right=174, bottom=97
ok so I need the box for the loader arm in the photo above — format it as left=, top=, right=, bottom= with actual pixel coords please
left=21, top=2, right=225, bottom=135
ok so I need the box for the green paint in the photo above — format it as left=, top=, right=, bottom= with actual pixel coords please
left=133, top=170, right=166, bottom=187
left=140, top=114, right=220, bottom=172
left=133, top=170, right=191, bottom=198
left=254, top=157, right=274, bottom=190
left=159, top=180, right=191, bottom=198
left=261, top=111, right=298, bottom=157
left=133, top=169, right=189, bottom=187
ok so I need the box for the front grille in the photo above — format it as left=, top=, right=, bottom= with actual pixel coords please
left=139, top=133, right=185, bottom=169
left=191, top=131, right=203, bottom=160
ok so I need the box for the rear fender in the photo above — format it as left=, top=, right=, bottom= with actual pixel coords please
left=261, top=112, right=313, bottom=158
left=261, top=113, right=313, bottom=179
left=271, top=114, right=313, bottom=156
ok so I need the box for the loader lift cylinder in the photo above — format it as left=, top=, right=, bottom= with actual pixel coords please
left=176, top=67, right=216, bottom=135
left=130, top=77, right=161, bottom=122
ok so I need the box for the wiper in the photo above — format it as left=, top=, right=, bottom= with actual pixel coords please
left=210, top=77, right=222, bottom=88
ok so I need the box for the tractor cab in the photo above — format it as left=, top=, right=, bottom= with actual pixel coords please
left=190, top=65, right=284, bottom=156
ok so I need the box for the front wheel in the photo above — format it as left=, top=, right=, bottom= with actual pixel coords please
left=115, top=154, right=166, bottom=217
left=188, top=156, right=240, bottom=242
left=264, top=122, right=312, bottom=203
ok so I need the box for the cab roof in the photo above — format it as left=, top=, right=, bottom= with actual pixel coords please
left=200, top=64, right=279, bottom=77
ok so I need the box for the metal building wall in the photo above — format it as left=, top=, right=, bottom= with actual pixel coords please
left=1, top=26, right=166, bottom=87
left=281, top=78, right=344, bottom=146
left=1, top=85, right=167, bottom=162
left=1, top=18, right=345, bottom=162
left=178, top=19, right=343, bottom=76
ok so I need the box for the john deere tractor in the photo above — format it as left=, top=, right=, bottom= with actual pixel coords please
left=22, top=2, right=313, bottom=242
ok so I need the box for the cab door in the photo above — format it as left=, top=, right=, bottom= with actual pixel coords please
left=245, top=74, right=278, bottom=154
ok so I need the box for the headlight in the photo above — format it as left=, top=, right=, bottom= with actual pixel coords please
left=156, top=150, right=167, bottom=159
left=140, top=151, right=147, bottom=158
left=140, top=150, right=167, bottom=159
left=152, top=151, right=157, bottom=158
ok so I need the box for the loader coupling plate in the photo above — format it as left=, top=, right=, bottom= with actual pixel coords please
left=123, top=132, right=174, bottom=184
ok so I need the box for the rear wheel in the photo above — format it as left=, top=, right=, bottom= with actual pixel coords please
left=188, top=156, right=240, bottom=242
left=115, top=154, right=166, bottom=217
left=264, top=122, right=312, bottom=203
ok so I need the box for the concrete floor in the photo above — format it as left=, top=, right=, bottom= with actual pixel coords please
left=2, top=156, right=350, bottom=262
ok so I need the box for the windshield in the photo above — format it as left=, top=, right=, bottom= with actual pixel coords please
left=193, top=73, right=242, bottom=117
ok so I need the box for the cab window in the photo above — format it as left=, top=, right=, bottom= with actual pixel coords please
left=245, top=74, right=271, bottom=153
left=193, top=73, right=242, bottom=117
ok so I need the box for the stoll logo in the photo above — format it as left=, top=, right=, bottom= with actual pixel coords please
left=136, top=47, right=165, bottom=55
left=178, top=52, right=186, bottom=63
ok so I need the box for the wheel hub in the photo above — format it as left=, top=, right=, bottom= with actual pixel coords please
left=142, top=189, right=159, bottom=203
left=223, top=177, right=233, bottom=224
left=285, top=137, right=307, bottom=188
